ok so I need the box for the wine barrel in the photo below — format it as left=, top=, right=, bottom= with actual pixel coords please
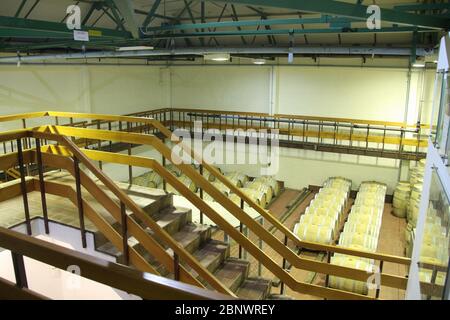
left=305, top=206, right=340, bottom=223
left=224, top=172, right=249, bottom=187
left=343, top=222, right=380, bottom=238
left=346, top=213, right=382, bottom=230
left=230, top=188, right=267, bottom=208
left=244, top=181, right=273, bottom=204
left=294, top=223, right=333, bottom=245
left=203, top=182, right=230, bottom=202
left=339, top=232, right=378, bottom=252
left=300, top=214, right=338, bottom=238
left=166, top=174, right=198, bottom=194
left=165, top=164, right=182, bottom=177
left=254, top=176, right=281, bottom=196
left=132, top=175, right=146, bottom=186
left=328, top=256, right=374, bottom=295
left=203, top=166, right=222, bottom=182
left=392, top=181, right=411, bottom=218
left=145, top=171, right=163, bottom=188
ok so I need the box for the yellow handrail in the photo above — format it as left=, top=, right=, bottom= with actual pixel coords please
left=0, top=112, right=417, bottom=299
left=28, top=126, right=408, bottom=296
left=0, top=226, right=234, bottom=300
left=32, top=131, right=236, bottom=297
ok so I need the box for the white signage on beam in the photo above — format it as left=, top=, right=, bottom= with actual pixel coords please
left=73, top=30, right=89, bottom=42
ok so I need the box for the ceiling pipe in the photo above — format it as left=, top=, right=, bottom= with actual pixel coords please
left=0, top=46, right=433, bottom=63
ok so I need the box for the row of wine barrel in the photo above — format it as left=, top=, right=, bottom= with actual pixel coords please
left=393, top=159, right=425, bottom=225
left=294, top=177, right=352, bottom=245
left=405, top=204, right=449, bottom=293
left=131, top=165, right=281, bottom=208
left=405, top=203, right=449, bottom=266
left=201, top=171, right=281, bottom=208
left=228, top=176, right=281, bottom=208
left=329, top=181, right=387, bottom=296
left=131, top=164, right=199, bottom=195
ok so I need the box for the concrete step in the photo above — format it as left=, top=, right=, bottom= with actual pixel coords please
left=132, top=243, right=170, bottom=276
left=193, top=240, right=230, bottom=273
left=213, top=258, right=250, bottom=292
left=236, top=278, right=272, bottom=300
left=131, top=206, right=192, bottom=236
left=95, top=241, right=123, bottom=263
left=167, top=223, right=211, bottom=254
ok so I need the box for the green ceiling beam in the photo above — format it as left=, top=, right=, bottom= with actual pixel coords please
left=204, top=0, right=450, bottom=29
left=142, top=0, right=162, bottom=27
left=0, top=15, right=132, bottom=39
left=144, top=16, right=370, bottom=33
left=111, top=0, right=140, bottom=38
left=0, top=38, right=144, bottom=51
left=14, top=0, right=28, bottom=18
left=146, top=26, right=432, bottom=39
left=394, top=3, right=450, bottom=11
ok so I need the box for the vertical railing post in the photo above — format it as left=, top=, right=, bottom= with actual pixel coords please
left=126, top=122, right=133, bottom=184
left=162, top=155, right=167, bottom=192
left=21, top=119, right=31, bottom=176
left=324, top=251, right=331, bottom=289
left=16, top=138, right=31, bottom=235
left=11, top=252, right=28, bottom=289
left=108, top=121, right=112, bottom=151
left=35, top=138, right=49, bottom=234
left=280, top=235, right=288, bottom=295
left=199, top=164, right=204, bottom=224
left=258, top=217, right=264, bottom=277
left=121, top=202, right=129, bottom=266
left=73, top=157, right=87, bottom=248
left=376, top=260, right=384, bottom=299
left=97, top=121, right=103, bottom=170
left=174, top=253, right=180, bottom=281
left=238, top=199, right=244, bottom=259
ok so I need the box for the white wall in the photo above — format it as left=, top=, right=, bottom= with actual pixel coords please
left=0, top=64, right=434, bottom=123
left=170, top=66, right=271, bottom=113
left=276, top=67, right=409, bottom=121
left=0, top=62, right=435, bottom=192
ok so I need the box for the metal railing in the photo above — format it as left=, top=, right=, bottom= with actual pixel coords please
left=0, top=111, right=436, bottom=299
left=0, top=226, right=233, bottom=300
left=129, top=108, right=429, bottom=161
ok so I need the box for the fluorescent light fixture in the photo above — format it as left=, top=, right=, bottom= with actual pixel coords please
left=288, top=52, right=294, bottom=64
left=252, top=58, right=266, bottom=65
left=117, top=46, right=154, bottom=51
left=204, top=53, right=230, bottom=62
left=412, top=62, right=425, bottom=68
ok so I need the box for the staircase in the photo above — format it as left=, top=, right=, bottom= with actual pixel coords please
left=91, top=187, right=274, bottom=300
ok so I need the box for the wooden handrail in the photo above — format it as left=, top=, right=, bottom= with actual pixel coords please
left=0, top=226, right=233, bottom=300
left=41, top=145, right=411, bottom=280
left=0, top=278, right=48, bottom=300
left=136, top=107, right=427, bottom=128
left=33, top=178, right=160, bottom=274
left=0, top=126, right=411, bottom=264
left=0, top=111, right=433, bottom=299
left=0, top=108, right=430, bottom=130
left=35, top=145, right=375, bottom=300
left=150, top=122, right=414, bottom=266
left=31, top=130, right=235, bottom=297
left=166, top=120, right=427, bottom=147
left=37, top=152, right=210, bottom=288
left=28, top=129, right=406, bottom=297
